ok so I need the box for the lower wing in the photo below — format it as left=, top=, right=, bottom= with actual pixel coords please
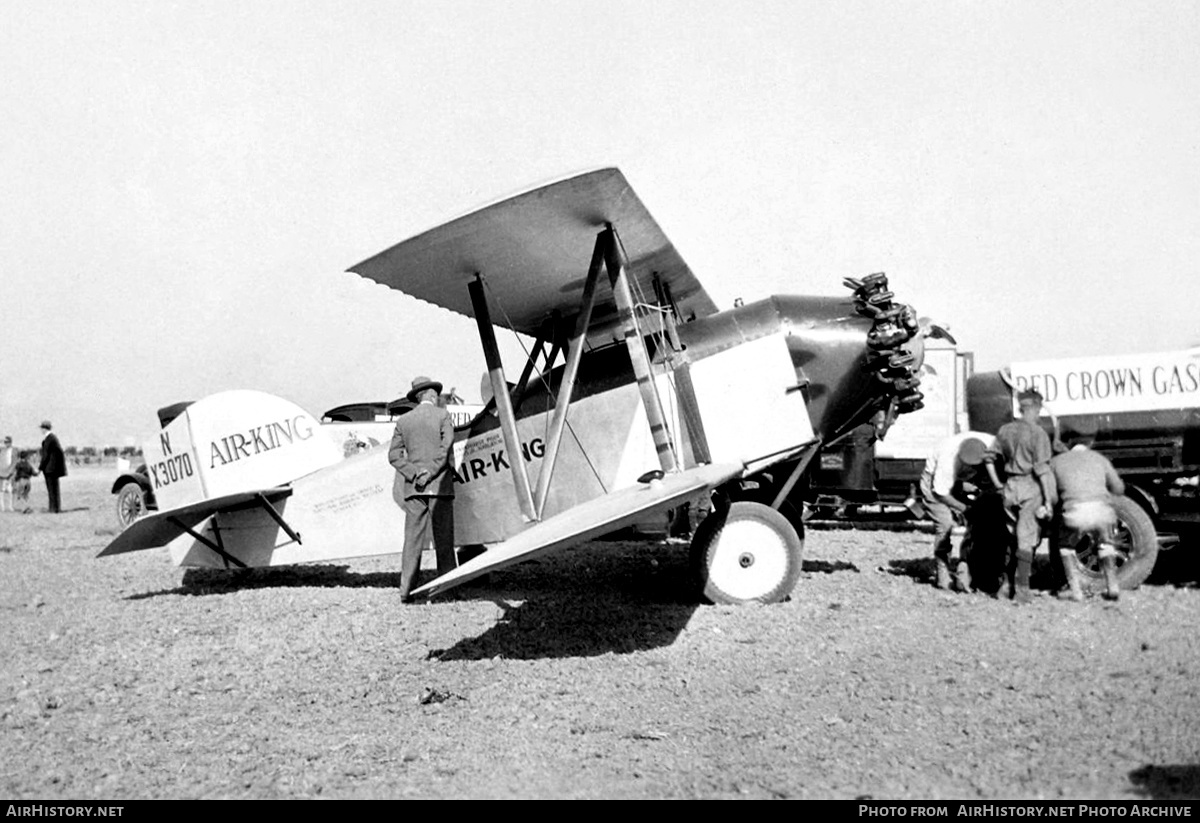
left=413, top=462, right=744, bottom=598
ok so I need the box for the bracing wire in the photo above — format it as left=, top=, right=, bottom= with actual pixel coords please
left=478, top=274, right=607, bottom=493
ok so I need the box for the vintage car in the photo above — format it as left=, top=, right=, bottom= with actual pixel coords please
left=111, top=463, right=156, bottom=530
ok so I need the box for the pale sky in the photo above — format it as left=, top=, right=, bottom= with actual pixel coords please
left=2, top=1, right=1197, bottom=446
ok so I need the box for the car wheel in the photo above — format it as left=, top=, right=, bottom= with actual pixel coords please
left=115, top=483, right=147, bottom=530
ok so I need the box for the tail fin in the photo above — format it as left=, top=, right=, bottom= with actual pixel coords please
left=142, top=390, right=342, bottom=511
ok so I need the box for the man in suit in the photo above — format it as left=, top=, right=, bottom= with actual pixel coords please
left=38, top=420, right=67, bottom=514
left=389, top=376, right=456, bottom=601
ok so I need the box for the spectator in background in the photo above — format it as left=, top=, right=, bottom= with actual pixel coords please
left=0, top=435, right=15, bottom=511
left=38, top=420, right=67, bottom=513
left=13, top=451, right=35, bottom=514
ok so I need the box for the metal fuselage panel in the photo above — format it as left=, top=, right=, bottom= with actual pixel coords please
left=466, top=295, right=880, bottom=443
left=677, top=295, right=882, bottom=443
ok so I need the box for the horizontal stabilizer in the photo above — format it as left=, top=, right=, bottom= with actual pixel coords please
left=97, top=488, right=292, bottom=557
left=412, top=462, right=744, bottom=598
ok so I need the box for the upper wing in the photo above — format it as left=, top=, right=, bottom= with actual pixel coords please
left=411, top=462, right=744, bottom=598
left=97, top=487, right=292, bottom=557
left=347, top=168, right=717, bottom=343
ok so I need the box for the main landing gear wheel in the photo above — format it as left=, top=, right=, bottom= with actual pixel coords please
left=114, top=483, right=147, bottom=530
left=690, top=501, right=804, bottom=604
left=1073, top=495, right=1159, bottom=595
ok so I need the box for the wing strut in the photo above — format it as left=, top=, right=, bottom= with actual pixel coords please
left=167, top=514, right=248, bottom=569
left=605, top=226, right=678, bottom=474
left=467, top=227, right=679, bottom=525
left=470, top=274, right=537, bottom=522
left=652, top=274, right=711, bottom=465
left=254, top=492, right=302, bottom=544
left=533, top=233, right=605, bottom=519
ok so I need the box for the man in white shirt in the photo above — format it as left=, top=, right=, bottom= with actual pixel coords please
left=920, top=431, right=996, bottom=592
left=1050, top=440, right=1126, bottom=601
left=0, top=435, right=15, bottom=512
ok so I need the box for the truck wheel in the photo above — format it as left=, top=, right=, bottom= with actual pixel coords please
left=115, top=483, right=147, bottom=530
left=1074, top=495, right=1159, bottom=594
left=690, top=501, right=803, bottom=604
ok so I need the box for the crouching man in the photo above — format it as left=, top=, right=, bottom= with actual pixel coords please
left=920, top=431, right=995, bottom=592
left=1050, top=438, right=1125, bottom=601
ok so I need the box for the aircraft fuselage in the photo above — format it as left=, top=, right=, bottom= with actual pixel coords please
left=449, top=292, right=919, bottom=544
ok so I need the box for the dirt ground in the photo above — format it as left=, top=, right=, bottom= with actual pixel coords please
left=1, top=467, right=1198, bottom=800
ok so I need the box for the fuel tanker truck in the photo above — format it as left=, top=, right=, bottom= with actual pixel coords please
left=967, top=347, right=1200, bottom=593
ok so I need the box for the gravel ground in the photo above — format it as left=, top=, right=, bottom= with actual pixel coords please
left=1, top=467, right=1198, bottom=800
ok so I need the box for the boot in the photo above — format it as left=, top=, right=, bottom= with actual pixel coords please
left=1012, top=549, right=1034, bottom=605
left=934, top=556, right=952, bottom=590
left=1058, top=549, right=1084, bottom=602
left=994, top=549, right=1015, bottom=599
left=1100, top=546, right=1121, bottom=600
left=994, top=563, right=1013, bottom=600
left=953, top=559, right=972, bottom=593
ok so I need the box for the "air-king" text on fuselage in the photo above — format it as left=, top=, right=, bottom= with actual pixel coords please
left=209, top=415, right=315, bottom=468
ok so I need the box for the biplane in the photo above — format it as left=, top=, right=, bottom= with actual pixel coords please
left=100, top=168, right=926, bottom=604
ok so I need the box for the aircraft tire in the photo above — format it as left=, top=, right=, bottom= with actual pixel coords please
left=723, top=482, right=806, bottom=535
left=1072, top=494, right=1159, bottom=594
left=691, top=501, right=803, bottom=605
left=114, top=483, right=147, bottom=531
